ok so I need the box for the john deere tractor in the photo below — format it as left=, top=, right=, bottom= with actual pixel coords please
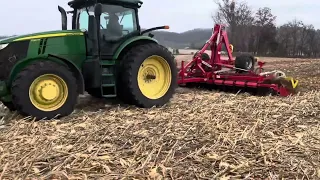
left=0, top=0, right=177, bottom=119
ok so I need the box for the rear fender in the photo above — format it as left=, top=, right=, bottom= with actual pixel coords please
left=8, top=54, right=85, bottom=94
left=113, top=36, right=158, bottom=60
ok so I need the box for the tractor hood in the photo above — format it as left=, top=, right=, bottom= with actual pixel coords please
left=0, top=30, right=84, bottom=44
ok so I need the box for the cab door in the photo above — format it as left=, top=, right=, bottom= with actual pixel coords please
left=98, top=8, right=138, bottom=58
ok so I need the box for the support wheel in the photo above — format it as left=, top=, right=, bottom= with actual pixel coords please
left=11, top=61, right=79, bottom=120
left=193, top=51, right=210, bottom=61
left=190, top=51, right=211, bottom=72
left=118, top=43, right=177, bottom=108
left=235, top=54, right=255, bottom=73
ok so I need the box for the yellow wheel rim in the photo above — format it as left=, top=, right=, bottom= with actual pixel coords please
left=137, top=55, right=172, bottom=99
left=29, top=74, right=68, bottom=112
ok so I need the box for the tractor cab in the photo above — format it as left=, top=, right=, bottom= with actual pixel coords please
left=66, top=0, right=142, bottom=57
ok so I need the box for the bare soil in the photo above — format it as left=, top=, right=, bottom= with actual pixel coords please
left=0, top=56, right=319, bottom=179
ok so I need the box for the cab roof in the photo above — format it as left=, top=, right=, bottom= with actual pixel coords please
left=68, top=0, right=143, bottom=8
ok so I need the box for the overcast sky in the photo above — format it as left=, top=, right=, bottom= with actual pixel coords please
left=0, top=0, right=319, bottom=35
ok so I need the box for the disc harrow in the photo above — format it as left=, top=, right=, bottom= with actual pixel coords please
left=178, top=24, right=299, bottom=96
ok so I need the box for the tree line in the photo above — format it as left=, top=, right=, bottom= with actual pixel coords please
left=211, top=0, right=320, bottom=58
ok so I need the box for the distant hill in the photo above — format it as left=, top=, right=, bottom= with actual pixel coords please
left=0, top=28, right=213, bottom=49
left=150, top=28, right=212, bottom=49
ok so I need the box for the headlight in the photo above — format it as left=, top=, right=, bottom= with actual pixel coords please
left=0, top=43, right=8, bottom=50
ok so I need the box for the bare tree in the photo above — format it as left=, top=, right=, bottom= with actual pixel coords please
left=212, top=0, right=254, bottom=52
left=253, top=7, right=277, bottom=55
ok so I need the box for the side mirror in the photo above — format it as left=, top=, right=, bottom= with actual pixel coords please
left=94, top=3, right=102, bottom=30
left=94, top=3, right=102, bottom=19
left=58, top=6, right=67, bottom=30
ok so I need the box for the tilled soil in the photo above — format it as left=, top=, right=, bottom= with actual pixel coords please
left=0, top=57, right=319, bottom=179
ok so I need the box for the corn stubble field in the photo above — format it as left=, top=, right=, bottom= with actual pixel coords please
left=0, top=55, right=319, bottom=179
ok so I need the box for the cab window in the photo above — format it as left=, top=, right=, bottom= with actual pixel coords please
left=77, top=5, right=137, bottom=37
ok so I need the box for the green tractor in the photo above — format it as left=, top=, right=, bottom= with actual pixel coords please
left=0, top=0, right=177, bottom=120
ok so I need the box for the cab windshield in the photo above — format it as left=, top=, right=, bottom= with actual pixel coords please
left=75, top=4, right=138, bottom=39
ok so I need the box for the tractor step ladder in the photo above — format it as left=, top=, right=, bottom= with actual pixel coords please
left=100, top=60, right=117, bottom=98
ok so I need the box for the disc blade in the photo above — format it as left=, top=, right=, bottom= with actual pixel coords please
left=268, top=77, right=299, bottom=94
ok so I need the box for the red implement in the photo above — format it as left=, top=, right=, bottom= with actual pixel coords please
left=178, top=24, right=299, bottom=96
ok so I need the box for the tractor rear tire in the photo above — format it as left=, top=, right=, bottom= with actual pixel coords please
left=2, top=101, right=16, bottom=111
left=118, top=43, right=177, bottom=108
left=11, top=61, right=79, bottom=120
left=235, top=54, right=255, bottom=73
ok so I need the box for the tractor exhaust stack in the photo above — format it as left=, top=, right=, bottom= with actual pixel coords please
left=58, top=6, right=67, bottom=30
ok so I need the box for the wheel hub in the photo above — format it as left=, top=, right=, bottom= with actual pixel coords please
left=137, top=55, right=172, bottom=99
left=143, top=68, right=157, bottom=83
left=39, top=82, right=59, bottom=101
left=29, top=74, right=68, bottom=112
left=145, top=74, right=156, bottom=80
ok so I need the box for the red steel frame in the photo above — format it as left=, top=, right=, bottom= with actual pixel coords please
left=177, top=24, right=292, bottom=97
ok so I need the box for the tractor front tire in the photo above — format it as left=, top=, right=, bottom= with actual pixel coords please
left=119, top=43, right=177, bottom=108
left=11, top=61, right=79, bottom=120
